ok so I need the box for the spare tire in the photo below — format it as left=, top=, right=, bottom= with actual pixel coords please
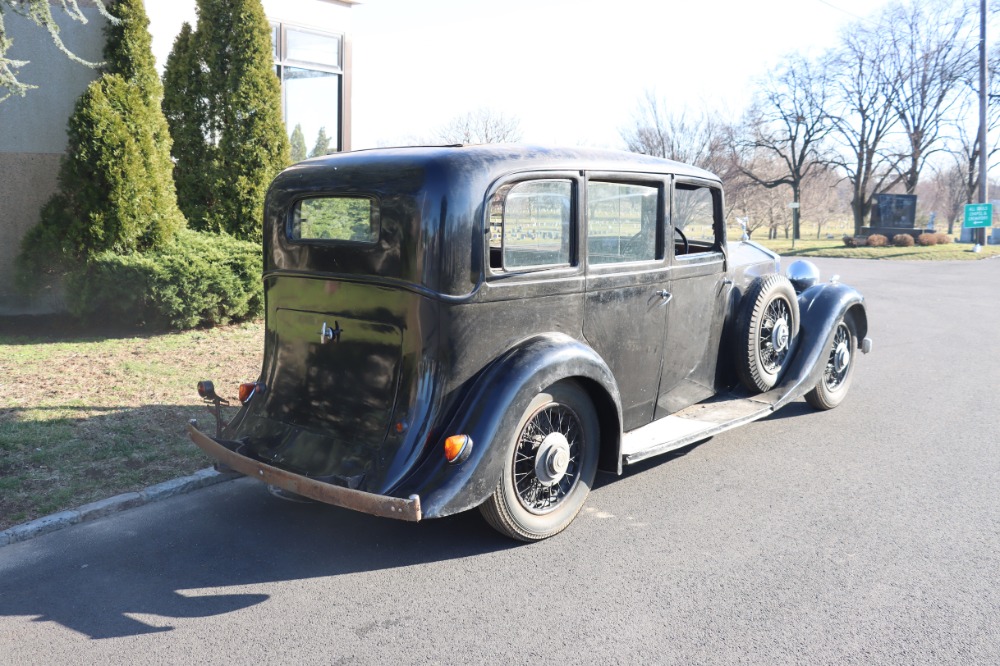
left=735, top=274, right=800, bottom=393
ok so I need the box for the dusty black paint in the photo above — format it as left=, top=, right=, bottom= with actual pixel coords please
left=197, top=145, right=869, bottom=522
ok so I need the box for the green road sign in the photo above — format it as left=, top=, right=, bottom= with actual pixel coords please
left=963, top=203, right=993, bottom=228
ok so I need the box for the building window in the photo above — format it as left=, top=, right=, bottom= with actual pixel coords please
left=272, top=22, right=343, bottom=155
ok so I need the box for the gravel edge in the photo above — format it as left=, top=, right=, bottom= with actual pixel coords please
left=0, top=467, right=240, bottom=548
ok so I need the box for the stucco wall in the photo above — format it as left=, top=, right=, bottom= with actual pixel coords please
left=0, top=1, right=353, bottom=315
left=0, top=153, right=65, bottom=314
left=0, top=6, right=106, bottom=314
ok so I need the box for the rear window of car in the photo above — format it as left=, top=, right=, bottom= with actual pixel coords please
left=289, top=196, right=379, bottom=243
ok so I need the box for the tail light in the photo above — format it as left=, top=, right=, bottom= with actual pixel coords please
left=238, top=381, right=266, bottom=404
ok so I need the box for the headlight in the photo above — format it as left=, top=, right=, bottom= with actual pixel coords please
left=786, top=260, right=820, bottom=292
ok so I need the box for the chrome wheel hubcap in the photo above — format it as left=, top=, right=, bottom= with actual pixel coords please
left=771, top=318, right=790, bottom=353
left=535, top=432, right=571, bottom=487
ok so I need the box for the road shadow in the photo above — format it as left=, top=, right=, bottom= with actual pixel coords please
left=758, top=400, right=815, bottom=422
left=0, top=479, right=517, bottom=639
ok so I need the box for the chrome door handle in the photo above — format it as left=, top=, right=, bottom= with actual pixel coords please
left=656, top=289, right=673, bottom=304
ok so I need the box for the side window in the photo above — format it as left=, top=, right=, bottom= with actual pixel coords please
left=489, top=180, right=573, bottom=271
left=674, top=184, right=721, bottom=255
left=587, top=182, right=658, bottom=264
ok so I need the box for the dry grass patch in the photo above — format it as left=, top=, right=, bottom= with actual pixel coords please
left=0, top=321, right=263, bottom=529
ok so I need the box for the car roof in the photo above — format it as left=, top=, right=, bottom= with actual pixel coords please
left=303, top=143, right=721, bottom=183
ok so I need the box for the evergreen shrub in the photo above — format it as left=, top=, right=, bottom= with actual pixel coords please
left=867, top=234, right=888, bottom=247
left=916, top=233, right=937, bottom=246
left=65, top=229, right=262, bottom=329
left=892, top=233, right=915, bottom=247
left=935, top=232, right=952, bottom=244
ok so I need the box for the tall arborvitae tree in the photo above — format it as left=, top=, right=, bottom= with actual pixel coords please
left=309, top=126, right=331, bottom=158
left=290, top=123, right=308, bottom=162
left=163, top=0, right=289, bottom=242
left=18, top=0, right=183, bottom=274
left=162, top=22, right=216, bottom=229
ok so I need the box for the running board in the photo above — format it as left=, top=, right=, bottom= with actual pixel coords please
left=620, top=390, right=781, bottom=465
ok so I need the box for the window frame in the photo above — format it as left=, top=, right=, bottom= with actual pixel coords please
left=583, top=172, right=668, bottom=272
left=670, top=178, right=727, bottom=264
left=484, top=172, right=583, bottom=280
left=271, top=20, right=345, bottom=153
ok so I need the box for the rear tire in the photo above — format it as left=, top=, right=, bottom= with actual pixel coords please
left=805, top=314, right=858, bottom=410
left=480, top=381, right=599, bottom=542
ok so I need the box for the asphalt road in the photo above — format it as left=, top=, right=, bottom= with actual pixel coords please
left=2, top=257, right=999, bottom=664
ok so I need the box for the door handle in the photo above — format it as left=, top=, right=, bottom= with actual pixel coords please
left=656, top=289, right=673, bottom=304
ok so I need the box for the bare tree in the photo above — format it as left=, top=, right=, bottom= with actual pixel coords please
left=437, top=107, right=522, bottom=144
left=925, top=163, right=970, bottom=233
left=726, top=154, right=789, bottom=240
left=737, top=54, right=833, bottom=240
left=886, top=0, right=977, bottom=195
left=827, top=15, right=906, bottom=234
left=1, top=0, right=114, bottom=101
left=800, top=164, right=845, bottom=239
left=620, top=91, right=732, bottom=176
left=939, top=39, right=1000, bottom=232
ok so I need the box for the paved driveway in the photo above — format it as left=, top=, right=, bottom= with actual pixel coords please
left=1, top=257, right=998, bottom=663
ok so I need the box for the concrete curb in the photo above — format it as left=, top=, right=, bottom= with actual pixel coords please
left=0, top=467, right=240, bottom=548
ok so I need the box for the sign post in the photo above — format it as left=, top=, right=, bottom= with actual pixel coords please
left=788, top=202, right=800, bottom=250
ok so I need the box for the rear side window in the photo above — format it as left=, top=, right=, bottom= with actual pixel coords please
left=489, top=180, right=573, bottom=271
left=289, top=197, right=379, bottom=242
left=587, top=181, right=658, bottom=264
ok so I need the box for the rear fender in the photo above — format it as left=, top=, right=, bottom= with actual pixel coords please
left=392, top=333, right=622, bottom=518
left=768, top=282, right=869, bottom=409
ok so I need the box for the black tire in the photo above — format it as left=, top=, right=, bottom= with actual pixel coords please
left=735, top=274, right=800, bottom=393
left=805, top=314, right=858, bottom=410
left=479, top=381, right=599, bottom=542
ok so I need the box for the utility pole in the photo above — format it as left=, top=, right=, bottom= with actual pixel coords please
left=978, top=0, right=989, bottom=246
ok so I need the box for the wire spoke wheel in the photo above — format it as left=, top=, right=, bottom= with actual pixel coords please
left=735, top=274, right=800, bottom=393
left=758, top=297, right=792, bottom=373
left=480, top=381, right=599, bottom=541
left=512, top=403, right=582, bottom=514
left=806, top=314, right=858, bottom=411
left=823, top=322, right=852, bottom=390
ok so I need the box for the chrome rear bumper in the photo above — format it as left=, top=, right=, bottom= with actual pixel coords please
left=187, top=424, right=422, bottom=522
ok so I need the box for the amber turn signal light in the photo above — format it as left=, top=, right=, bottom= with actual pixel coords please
left=443, top=434, right=473, bottom=464
left=238, top=381, right=265, bottom=404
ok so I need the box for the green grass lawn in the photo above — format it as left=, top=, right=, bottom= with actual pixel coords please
left=752, top=237, right=1000, bottom=260
left=0, top=321, right=263, bottom=530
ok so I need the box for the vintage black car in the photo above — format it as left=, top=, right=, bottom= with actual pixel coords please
left=189, top=145, right=872, bottom=541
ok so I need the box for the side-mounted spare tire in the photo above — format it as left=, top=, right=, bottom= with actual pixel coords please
left=735, top=274, right=800, bottom=393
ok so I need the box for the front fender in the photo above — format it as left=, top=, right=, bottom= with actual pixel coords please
left=392, top=333, right=622, bottom=519
left=767, top=281, right=870, bottom=409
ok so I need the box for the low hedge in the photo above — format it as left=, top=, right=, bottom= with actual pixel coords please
left=893, top=233, right=915, bottom=247
left=66, top=228, right=262, bottom=329
left=917, top=233, right=938, bottom=246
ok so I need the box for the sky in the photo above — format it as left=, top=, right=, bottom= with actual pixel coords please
left=349, top=0, right=897, bottom=150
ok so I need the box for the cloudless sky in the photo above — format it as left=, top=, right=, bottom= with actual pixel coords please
left=350, top=0, right=895, bottom=149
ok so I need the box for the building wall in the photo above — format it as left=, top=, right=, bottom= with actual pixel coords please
left=0, top=0, right=353, bottom=315
left=0, top=7, right=107, bottom=314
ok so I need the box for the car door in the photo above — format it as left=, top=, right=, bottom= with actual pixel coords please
left=654, top=179, right=731, bottom=417
left=583, top=174, right=672, bottom=431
